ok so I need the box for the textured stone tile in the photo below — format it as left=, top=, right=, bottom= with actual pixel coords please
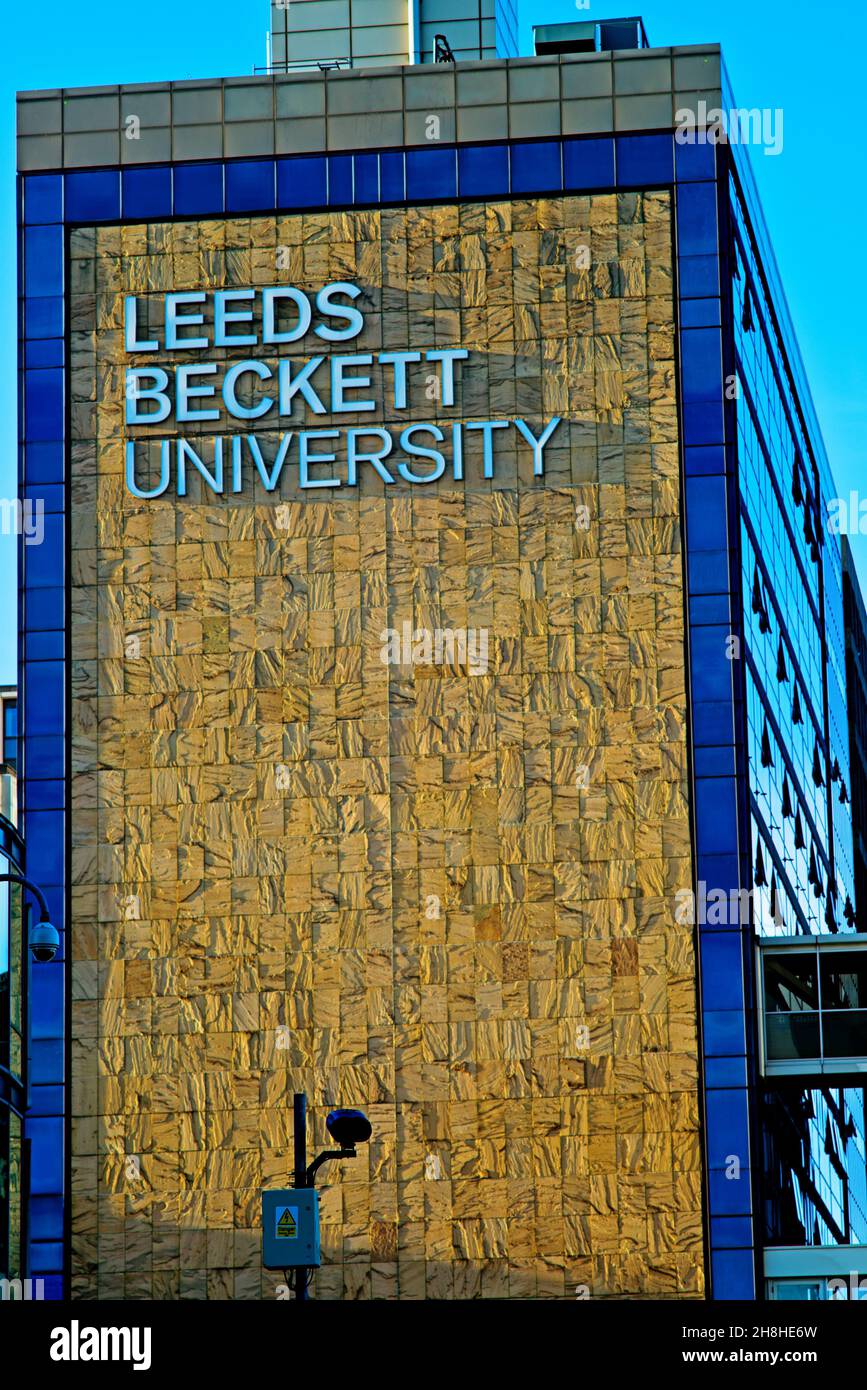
left=70, top=192, right=701, bottom=1300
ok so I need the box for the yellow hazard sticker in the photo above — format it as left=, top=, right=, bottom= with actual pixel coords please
left=276, top=1206, right=298, bottom=1239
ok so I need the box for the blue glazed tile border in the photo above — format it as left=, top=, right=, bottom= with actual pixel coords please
left=18, top=163, right=67, bottom=1291
left=30, top=134, right=726, bottom=227
left=18, top=132, right=754, bottom=1299
left=122, top=165, right=172, bottom=221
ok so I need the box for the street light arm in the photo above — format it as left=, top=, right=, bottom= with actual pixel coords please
left=0, top=873, right=51, bottom=921
left=306, top=1147, right=357, bottom=1187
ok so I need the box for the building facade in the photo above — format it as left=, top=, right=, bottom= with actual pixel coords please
left=0, top=686, right=25, bottom=1284
left=14, top=6, right=867, bottom=1299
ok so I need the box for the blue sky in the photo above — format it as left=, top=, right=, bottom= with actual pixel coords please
left=1, top=0, right=864, bottom=684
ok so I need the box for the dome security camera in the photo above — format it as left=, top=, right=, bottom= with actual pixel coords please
left=326, top=1109, right=372, bottom=1149
left=29, top=920, right=60, bottom=963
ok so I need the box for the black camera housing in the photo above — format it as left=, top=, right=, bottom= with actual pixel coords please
left=326, top=1109, right=372, bottom=1149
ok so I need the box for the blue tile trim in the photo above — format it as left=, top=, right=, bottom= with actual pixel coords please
left=19, top=133, right=753, bottom=1300
left=675, top=167, right=757, bottom=1299
left=18, top=167, right=67, bottom=1293
left=121, top=166, right=172, bottom=221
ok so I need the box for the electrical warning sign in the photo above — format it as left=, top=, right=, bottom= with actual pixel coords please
left=275, top=1206, right=299, bottom=1239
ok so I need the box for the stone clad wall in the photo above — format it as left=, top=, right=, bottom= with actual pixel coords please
left=16, top=49, right=724, bottom=173
left=68, top=191, right=704, bottom=1298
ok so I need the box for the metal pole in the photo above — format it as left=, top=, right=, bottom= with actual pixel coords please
left=293, top=1092, right=306, bottom=1188
left=293, top=1093, right=308, bottom=1300
left=24, top=906, right=32, bottom=1112
left=0, top=874, right=47, bottom=1279
left=23, top=903, right=32, bottom=1279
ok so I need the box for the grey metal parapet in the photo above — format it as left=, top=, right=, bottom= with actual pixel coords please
left=16, top=44, right=722, bottom=172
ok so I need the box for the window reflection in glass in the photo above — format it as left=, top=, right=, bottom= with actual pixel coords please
left=764, top=953, right=818, bottom=1012
left=821, top=952, right=867, bottom=1010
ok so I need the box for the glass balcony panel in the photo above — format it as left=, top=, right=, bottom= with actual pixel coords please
left=763, top=953, right=819, bottom=1013
left=822, top=1010, right=867, bottom=1059
left=765, top=1011, right=821, bottom=1060
left=820, top=952, right=867, bottom=1011
left=768, top=1280, right=828, bottom=1300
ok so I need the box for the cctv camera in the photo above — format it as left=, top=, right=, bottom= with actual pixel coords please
left=326, top=1109, right=372, bottom=1149
left=29, top=920, right=60, bottom=963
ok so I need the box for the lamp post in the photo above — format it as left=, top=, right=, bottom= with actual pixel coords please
left=0, top=873, right=59, bottom=1114
left=0, top=873, right=59, bottom=965
left=0, top=872, right=59, bottom=1280
left=288, top=1093, right=372, bottom=1301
